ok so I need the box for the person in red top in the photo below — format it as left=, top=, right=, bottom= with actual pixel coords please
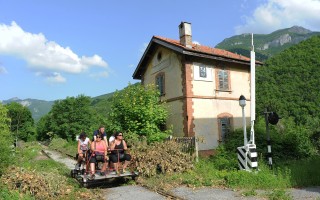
left=89, top=133, right=108, bottom=179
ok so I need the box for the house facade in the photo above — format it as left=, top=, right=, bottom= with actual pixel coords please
left=133, top=22, right=258, bottom=153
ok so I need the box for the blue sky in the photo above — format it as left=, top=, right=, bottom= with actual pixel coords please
left=1, top=0, right=319, bottom=101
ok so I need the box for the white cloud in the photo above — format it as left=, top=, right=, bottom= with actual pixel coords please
left=235, top=0, right=320, bottom=34
left=89, top=71, right=109, bottom=79
left=0, top=21, right=108, bottom=74
left=193, top=41, right=201, bottom=45
left=36, top=71, right=66, bottom=83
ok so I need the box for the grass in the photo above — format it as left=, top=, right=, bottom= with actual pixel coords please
left=276, top=156, right=320, bottom=187
left=140, top=156, right=320, bottom=199
left=9, top=139, right=319, bottom=200
left=266, top=189, right=293, bottom=200
left=49, top=137, right=77, bottom=156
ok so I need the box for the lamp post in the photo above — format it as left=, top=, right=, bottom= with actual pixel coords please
left=239, top=95, right=247, bottom=146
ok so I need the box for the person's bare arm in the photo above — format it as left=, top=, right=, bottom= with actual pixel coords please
left=123, top=140, right=128, bottom=150
left=91, top=142, right=95, bottom=153
left=104, top=136, right=108, bottom=148
left=110, top=141, right=115, bottom=150
left=77, top=140, right=81, bottom=154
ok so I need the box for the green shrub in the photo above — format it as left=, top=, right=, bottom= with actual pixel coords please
left=0, top=104, right=13, bottom=175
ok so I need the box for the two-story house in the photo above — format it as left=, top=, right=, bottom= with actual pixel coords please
left=133, top=22, right=259, bottom=154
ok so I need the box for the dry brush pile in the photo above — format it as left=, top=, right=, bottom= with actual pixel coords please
left=1, top=166, right=101, bottom=200
left=129, top=140, right=194, bottom=177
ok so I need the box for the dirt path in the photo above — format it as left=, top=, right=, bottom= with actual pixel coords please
left=42, top=148, right=320, bottom=200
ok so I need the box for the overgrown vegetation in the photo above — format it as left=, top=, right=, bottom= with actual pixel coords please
left=0, top=104, right=13, bottom=175
left=37, top=95, right=100, bottom=141
left=0, top=142, right=102, bottom=200
left=106, top=83, right=171, bottom=143
left=49, top=137, right=78, bottom=156
left=256, top=35, right=320, bottom=154
left=5, top=102, right=36, bottom=141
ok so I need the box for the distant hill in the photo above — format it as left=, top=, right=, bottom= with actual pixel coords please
left=2, top=98, right=54, bottom=122
left=215, top=26, right=320, bottom=61
left=1, top=91, right=117, bottom=122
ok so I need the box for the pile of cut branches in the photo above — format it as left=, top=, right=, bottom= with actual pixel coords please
left=1, top=166, right=101, bottom=199
left=130, top=140, right=194, bottom=177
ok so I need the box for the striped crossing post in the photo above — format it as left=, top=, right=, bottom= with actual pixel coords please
left=237, top=144, right=258, bottom=171
left=267, top=140, right=272, bottom=168
left=264, top=109, right=272, bottom=169
left=264, top=109, right=279, bottom=169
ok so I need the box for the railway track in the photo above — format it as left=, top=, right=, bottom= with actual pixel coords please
left=41, top=144, right=185, bottom=200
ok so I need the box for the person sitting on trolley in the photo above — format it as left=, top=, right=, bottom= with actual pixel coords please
left=109, top=131, right=131, bottom=175
left=76, top=132, right=91, bottom=170
left=89, top=132, right=108, bottom=179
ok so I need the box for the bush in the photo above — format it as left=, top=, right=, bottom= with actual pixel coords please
left=0, top=104, right=13, bottom=175
left=224, top=117, right=317, bottom=164
left=209, top=145, right=238, bottom=170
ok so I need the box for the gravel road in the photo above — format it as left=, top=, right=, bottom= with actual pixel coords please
left=43, top=149, right=320, bottom=200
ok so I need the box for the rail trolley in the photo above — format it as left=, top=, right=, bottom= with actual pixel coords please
left=70, top=149, right=138, bottom=188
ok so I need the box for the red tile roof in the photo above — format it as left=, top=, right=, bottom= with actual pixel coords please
left=154, top=36, right=253, bottom=62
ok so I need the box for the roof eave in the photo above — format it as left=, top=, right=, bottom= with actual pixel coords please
left=132, top=37, right=262, bottom=79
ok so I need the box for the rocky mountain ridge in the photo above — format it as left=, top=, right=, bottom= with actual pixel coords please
left=215, top=26, right=320, bottom=61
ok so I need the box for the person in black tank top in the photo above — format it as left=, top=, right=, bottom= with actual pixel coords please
left=110, top=131, right=131, bottom=175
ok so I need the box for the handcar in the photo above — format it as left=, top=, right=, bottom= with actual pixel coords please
left=70, top=149, right=138, bottom=188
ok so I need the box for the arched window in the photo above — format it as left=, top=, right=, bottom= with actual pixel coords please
left=217, top=113, right=233, bottom=142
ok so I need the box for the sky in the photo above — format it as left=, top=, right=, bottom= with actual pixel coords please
left=0, top=0, right=319, bottom=101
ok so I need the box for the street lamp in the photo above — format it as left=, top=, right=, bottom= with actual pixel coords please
left=239, top=95, right=247, bottom=146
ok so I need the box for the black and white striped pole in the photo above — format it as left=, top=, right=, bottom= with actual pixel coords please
left=264, top=109, right=272, bottom=169
left=264, top=109, right=279, bottom=169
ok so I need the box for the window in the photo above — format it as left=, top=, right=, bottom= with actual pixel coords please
left=217, top=113, right=233, bottom=142
left=218, top=69, right=229, bottom=90
left=219, top=117, right=231, bottom=142
left=193, top=64, right=212, bottom=81
left=157, top=51, right=162, bottom=62
left=156, top=73, right=165, bottom=96
left=199, top=66, right=207, bottom=78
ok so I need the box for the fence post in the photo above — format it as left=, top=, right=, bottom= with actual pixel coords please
left=195, top=137, right=199, bottom=162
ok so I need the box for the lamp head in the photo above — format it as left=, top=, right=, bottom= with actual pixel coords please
left=239, top=95, right=246, bottom=107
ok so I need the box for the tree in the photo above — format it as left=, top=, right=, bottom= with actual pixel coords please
left=5, top=102, right=35, bottom=141
left=40, top=95, right=98, bottom=141
left=0, top=103, right=13, bottom=174
left=108, top=83, right=171, bottom=143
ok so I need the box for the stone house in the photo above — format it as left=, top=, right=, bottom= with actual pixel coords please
left=133, top=22, right=259, bottom=153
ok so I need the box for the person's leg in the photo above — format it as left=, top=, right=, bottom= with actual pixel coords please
left=110, top=154, right=119, bottom=175
left=77, top=154, right=83, bottom=167
left=89, top=156, right=96, bottom=179
left=122, top=154, right=131, bottom=172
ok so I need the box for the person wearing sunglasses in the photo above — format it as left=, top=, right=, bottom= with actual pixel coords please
left=89, top=133, right=108, bottom=179
left=109, top=131, right=131, bottom=175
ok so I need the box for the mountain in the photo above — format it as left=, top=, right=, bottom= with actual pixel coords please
left=1, top=92, right=117, bottom=122
left=2, top=98, right=55, bottom=122
left=215, top=26, right=320, bottom=61
left=256, top=35, right=320, bottom=125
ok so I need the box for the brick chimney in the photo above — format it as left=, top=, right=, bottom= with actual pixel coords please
left=179, top=22, right=192, bottom=48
